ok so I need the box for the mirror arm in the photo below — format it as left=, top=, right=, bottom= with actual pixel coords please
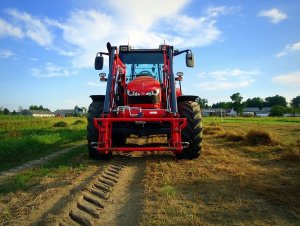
left=96, top=52, right=109, bottom=56
left=173, top=49, right=192, bottom=56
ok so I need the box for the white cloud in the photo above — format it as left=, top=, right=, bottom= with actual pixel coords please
left=206, top=6, right=240, bottom=18
left=32, top=62, right=74, bottom=78
left=5, top=9, right=53, bottom=47
left=196, top=80, right=254, bottom=90
left=45, top=4, right=238, bottom=67
left=1, top=3, right=239, bottom=68
left=196, top=68, right=259, bottom=90
left=276, top=41, right=300, bottom=57
left=199, top=68, right=260, bottom=81
left=0, top=49, right=14, bottom=58
left=272, top=71, right=300, bottom=87
left=108, top=0, right=190, bottom=30
left=0, top=18, right=24, bottom=38
left=258, top=8, right=287, bottom=24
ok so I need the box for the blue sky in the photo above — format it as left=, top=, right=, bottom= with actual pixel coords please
left=0, top=0, right=299, bottom=111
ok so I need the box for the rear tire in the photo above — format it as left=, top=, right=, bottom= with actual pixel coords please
left=176, top=101, right=203, bottom=160
left=87, top=101, right=112, bottom=160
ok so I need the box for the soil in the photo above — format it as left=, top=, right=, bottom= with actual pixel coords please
left=1, top=152, right=146, bottom=226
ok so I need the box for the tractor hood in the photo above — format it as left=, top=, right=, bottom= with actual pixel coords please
left=127, top=76, right=160, bottom=96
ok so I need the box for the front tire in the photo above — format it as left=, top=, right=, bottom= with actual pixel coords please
left=87, top=101, right=112, bottom=160
left=176, top=101, right=203, bottom=159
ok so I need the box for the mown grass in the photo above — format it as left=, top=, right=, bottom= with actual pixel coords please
left=140, top=118, right=300, bottom=225
left=0, top=146, right=90, bottom=194
left=0, top=116, right=87, bottom=171
left=0, top=145, right=100, bottom=225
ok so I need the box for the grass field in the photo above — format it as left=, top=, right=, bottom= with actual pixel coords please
left=140, top=117, right=300, bottom=225
left=0, top=116, right=299, bottom=225
left=0, top=116, right=87, bottom=171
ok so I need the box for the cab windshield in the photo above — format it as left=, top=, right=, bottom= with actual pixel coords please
left=119, top=51, right=164, bottom=83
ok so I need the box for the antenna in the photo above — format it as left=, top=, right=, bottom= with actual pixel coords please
left=128, top=37, right=130, bottom=46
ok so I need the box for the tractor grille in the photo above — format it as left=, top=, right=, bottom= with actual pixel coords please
left=128, top=95, right=159, bottom=104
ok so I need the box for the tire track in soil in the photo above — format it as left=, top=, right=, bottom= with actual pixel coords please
left=3, top=152, right=154, bottom=226
left=57, top=153, right=145, bottom=226
left=26, top=152, right=145, bottom=226
left=59, top=160, right=128, bottom=226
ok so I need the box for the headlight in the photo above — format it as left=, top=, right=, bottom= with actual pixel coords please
left=146, top=89, right=160, bottom=96
left=127, top=90, right=140, bottom=96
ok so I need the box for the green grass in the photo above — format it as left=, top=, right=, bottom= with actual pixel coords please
left=0, top=116, right=87, bottom=171
left=203, top=116, right=300, bottom=124
left=161, top=185, right=177, bottom=197
left=0, top=146, right=89, bottom=194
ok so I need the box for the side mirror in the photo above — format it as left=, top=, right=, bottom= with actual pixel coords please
left=95, top=53, right=103, bottom=70
left=186, top=52, right=194, bottom=68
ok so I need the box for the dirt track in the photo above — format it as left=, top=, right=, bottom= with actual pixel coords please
left=1, top=152, right=147, bottom=226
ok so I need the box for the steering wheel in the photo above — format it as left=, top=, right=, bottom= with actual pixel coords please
left=137, top=70, right=152, bottom=76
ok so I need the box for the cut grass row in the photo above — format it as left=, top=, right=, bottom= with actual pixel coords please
left=0, top=116, right=87, bottom=171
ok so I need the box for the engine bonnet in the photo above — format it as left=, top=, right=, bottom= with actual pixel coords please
left=127, top=76, right=160, bottom=95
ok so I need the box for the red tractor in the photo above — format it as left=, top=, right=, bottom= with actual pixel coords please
left=87, top=42, right=202, bottom=159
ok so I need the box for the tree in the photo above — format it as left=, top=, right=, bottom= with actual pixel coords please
left=29, top=105, right=39, bottom=110
left=29, top=105, right=50, bottom=111
left=230, top=92, right=243, bottom=115
left=197, top=98, right=208, bottom=108
left=244, top=97, right=264, bottom=109
left=212, top=102, right=232, bottom=109
left=264, top=95, right=287, bottom=107
left=270, top=105, right=287, bottom=116
left=291, top=96, right=300, bottom=108
left=3, top=108, right=9, bottom=115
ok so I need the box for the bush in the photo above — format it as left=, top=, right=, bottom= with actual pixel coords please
left=225, top=131, right=244, bottom=142
left=53, top=121, right=68, bottom=127
left=72, top=120, right=85, bottom=125
left=245, top=129, right=274, bottom=146
left=270, top=105, right=287, bottom=116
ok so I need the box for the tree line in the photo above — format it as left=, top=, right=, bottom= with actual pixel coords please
left=0, top=105, right=88, bottom=116
left=0, top=105, right=50, bottom=115
left=198, top=94, right=300, bottom=116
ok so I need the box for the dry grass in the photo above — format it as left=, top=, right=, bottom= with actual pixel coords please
left=126, top=135, right=168, bottom=145
left=203, top=123, right=224, bottom=135
left=140, top=119, right=300, bottom=225
left=280, top=143, right=300, bottom=161
left=245, top=129, right=276, bottom=146
left=218, top=131, right=245, bottom=142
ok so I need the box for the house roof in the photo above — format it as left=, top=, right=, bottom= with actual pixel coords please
left=243, top=107, right=260, bottom=112
left=23, top=110, right=54, bottom=114
left=75, top=106, right=83, bottom=111
left=54, top=109, right=74, bottom=114
left=260, top=107, right=272, bottom=112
